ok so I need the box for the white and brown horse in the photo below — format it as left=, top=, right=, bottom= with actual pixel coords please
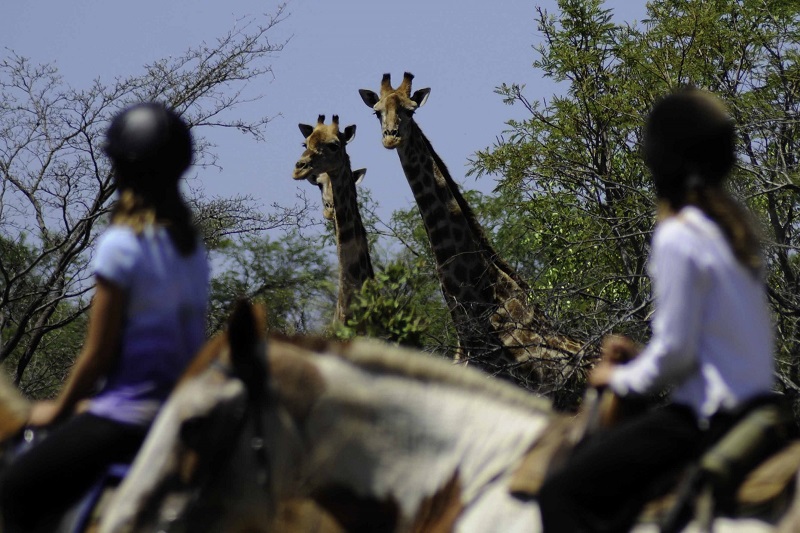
left=2, top=301, right=798, bottom=532
left=94, top=301, right=800, bottom=532
left=98, top=301, right=553, bottom=532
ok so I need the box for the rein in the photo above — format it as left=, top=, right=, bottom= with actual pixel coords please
left=241, top=339, right=272, bottom=492
left=209, top=351, right=272, bottom=493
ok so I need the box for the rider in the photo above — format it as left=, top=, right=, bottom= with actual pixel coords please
left=0, top=102, right=209, bottom=531
left=538, top=88, right=775, bottom=532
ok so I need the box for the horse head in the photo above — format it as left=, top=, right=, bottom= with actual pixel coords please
left=98, top=300, right=283, bottom=532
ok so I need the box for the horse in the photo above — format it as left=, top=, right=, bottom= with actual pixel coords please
left=92, top=300, right=555, bottom=532
left=3, top=301, right=799, bottom=531
left=90, top=300, right=800, bottom=532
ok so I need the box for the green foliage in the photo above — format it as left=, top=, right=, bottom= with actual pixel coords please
left=472, top=0, right=800, bottom=401
left=0, top=235, right=90, bottom=395
left=209, top=229, right=336, bottom=335
left=13, top=308, right=87, bottom=399
left=472, top=0, right=655, bottom=344
left=335, top=259, right=431, bottom=347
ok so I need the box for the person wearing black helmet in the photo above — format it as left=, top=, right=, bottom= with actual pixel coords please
left=538, top=88, right=774, bottom=532
left=0, top=102, right=209, bottom=531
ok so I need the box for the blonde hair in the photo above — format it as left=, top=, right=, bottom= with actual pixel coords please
left=111, top=189, right=158, bottom=233
left=110, top=185, right=198, bottom=256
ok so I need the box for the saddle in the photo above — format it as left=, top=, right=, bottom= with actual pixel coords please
left=508, top=391, right=800, bottom=529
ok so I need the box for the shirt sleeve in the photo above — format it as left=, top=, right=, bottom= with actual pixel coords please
left=93, top=226, right=140, bottom=289
left=610, top=222, right=708, bottom=396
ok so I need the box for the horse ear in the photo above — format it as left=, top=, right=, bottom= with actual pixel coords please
left=359, top=89, right=379, bottom=108
left=228, top=299, right=257, bottom=356
left=228, top=298, right=268, bottom=402
left=251, top=303, right=268, bottom=336
left=411, top=88, right=430, bottom=108
left=353, top=168, right=367, bottom=185
left=344, top=125, right=356, bottom=144
left=298, top=124, right=314, bottom=139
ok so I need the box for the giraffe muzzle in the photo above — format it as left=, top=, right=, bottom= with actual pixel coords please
left=293, top=160, right=312, bottom=180
left=382, top=133, right=402, bottom=149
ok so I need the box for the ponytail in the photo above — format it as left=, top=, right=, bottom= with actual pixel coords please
left=686, top=186, right=762, bottom=278
left=111, top=185, right=198, bottom=256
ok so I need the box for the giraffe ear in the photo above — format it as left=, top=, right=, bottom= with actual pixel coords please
left=359, top=89, right=379, bottom=108
left=298, top=124, right=314, bottom=139
left=344, top=125, right=356, bottom=144
left=411, top=88, right=430, bottom=108
left=352, top=168, right=367, bottom=185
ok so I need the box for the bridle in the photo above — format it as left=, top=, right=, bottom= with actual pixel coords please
left=206, top=345, right=272, bottom=493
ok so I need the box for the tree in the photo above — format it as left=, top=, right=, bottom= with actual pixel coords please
left=472, top=0, right=800, bottom=402
left=208, top=228, right=336, bottom=335
left=0, top=5, right=308, bottom=388
left=336, top=256, right=444, bottom=349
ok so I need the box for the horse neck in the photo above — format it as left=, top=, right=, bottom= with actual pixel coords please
left=279, top=345, right=551, bottom=524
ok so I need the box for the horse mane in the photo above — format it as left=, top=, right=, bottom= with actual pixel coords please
left=272, top=333, right=552, bottom=415
left=0, top=368, right=31, bottom=441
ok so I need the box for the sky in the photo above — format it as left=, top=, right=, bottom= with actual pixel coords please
left=2, top=0, right=648, bottom=242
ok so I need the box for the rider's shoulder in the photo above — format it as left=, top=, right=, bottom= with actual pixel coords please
left=97, top=224, right=141, bottom=251
left=655, top=206, right=719, bottom=250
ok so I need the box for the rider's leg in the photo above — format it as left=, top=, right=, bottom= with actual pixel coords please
left=538, top=404, right=702, bottom=533
left=0, top=412, right=146, bottom=532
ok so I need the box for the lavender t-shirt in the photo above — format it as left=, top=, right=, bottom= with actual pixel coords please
left=87, top=224, right=209, bottom=427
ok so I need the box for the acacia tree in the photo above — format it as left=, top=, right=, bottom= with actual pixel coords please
left=0, top=6, right=309, bottom=391
left=472, top=0, right=800, bottom=401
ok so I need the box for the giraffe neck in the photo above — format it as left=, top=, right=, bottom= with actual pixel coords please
left=394, top=120, right=559, bottom=368
left=330, top=159, right=374, bottom=324
left=396, top=121, right=520, bottom=302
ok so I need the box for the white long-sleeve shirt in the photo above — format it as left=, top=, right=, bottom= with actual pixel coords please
left=610, top=206, right=774, bottom=422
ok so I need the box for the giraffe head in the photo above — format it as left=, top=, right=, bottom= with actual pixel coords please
left=313, top=168, right=367, bottom=221
left=359, top=72, right=430, bottom=149
left=293, top=115, right=356, bottom=182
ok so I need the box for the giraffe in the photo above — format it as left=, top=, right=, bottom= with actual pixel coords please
left=308, top=168, right=367, bottom=224
left=293, top=115, right=374, bottom=326
left=359, top=73, right=586, bottom=397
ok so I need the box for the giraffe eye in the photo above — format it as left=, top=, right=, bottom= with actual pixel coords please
left=324, top=142, right=339, bottom=151
left=302, top=143, right=307, bottom=148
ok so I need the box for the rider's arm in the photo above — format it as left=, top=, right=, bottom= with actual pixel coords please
left=609, top=221, right=707, bottom=397
left=29, top=228, right=137, bottom=426
left=51, top=277, right=125, bottom=418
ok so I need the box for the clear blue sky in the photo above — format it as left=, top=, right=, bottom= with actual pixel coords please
left=3, top=0, right=647, bottom=234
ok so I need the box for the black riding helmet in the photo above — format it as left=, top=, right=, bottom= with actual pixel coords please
left=643, top=88, right=735, bottom=205
left=103, top=102, right=193, bottom=190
